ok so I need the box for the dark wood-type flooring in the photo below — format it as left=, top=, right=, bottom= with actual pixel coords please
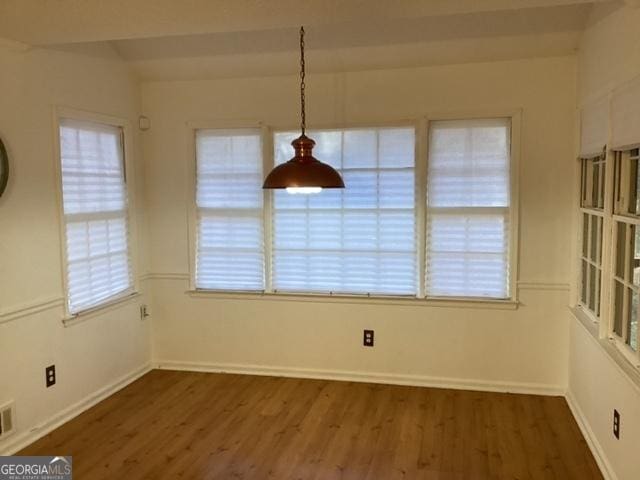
left=20, top=370, right=603, bottom=479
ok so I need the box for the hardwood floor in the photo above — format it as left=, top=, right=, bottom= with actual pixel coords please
left=20, top=370, right=602, bottom=479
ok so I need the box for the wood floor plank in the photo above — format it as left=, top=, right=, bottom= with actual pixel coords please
left=18, top=371, right=603, bottom=480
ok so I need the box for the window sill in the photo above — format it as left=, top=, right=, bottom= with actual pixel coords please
left=570, top=305, right=600, bottom=337
left=62, top=291, right=141, bottom=327
left=186, top=289, right=519, bottom=310
left=569, top=306, right=640, bottom=393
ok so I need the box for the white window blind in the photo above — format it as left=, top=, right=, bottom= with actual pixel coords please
left=611, top=78, right=640, bottom=150
left=59, top=119, right=133, bottom=314
left=272, top=127, right=416, bottom=295
left=426, top=119, right=511, bottom=299
left=580, top=97, right=609, bottom=158
left=195, top=129, right=264, bottom=290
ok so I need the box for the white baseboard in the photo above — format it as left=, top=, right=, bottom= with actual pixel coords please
left=154, top=360, right=565, bottom=396
left=565, top=389, right=617, bottom=480
left=0, top=363, right=152, bottom=456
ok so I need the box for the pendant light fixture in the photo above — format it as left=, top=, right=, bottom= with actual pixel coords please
left=263, top=26, right=345, bottom=194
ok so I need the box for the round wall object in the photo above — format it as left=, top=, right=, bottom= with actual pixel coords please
left=0, top=138, right=8, bottom=198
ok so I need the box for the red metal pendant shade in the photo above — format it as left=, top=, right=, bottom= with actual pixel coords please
left=262, top=135, right=345, bottom=189
left=263, top=26, right=345, bottom=192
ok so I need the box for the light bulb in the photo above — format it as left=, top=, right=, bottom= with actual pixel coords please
left=286, top=187, right=322, bottom=195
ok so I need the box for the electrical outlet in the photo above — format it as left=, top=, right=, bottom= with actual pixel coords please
left=45, top=365, right=56, bottom=388
left=140, top=304, right=150, bottom=320
left=613, top=409, right=620, bottom=439
left=0, top=402, right=15, bottom=438
left=363, top=329, right=374, bottom=347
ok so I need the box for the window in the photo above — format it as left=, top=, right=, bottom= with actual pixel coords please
left=195, top=129, right=264, bottom=290
left=271, top=127, right=416, bottom=295
left=575, top=85, right=640, bottom=369
left=59, top=119, right=133, bottom=314
left=194, top=119, right=516, bottom=301
left=578, top=153, right=606, bottom=319
left=426, top=119, right=511, bottom=298
left=611, top=148, right=640, bottom=355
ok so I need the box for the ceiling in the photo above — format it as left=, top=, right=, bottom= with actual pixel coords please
left=0, top=0, right=616, bottom=80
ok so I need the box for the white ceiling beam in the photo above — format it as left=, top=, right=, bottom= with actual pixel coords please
left=124, top=31, right=582, bottom=82
left=0, top=0, right=606, bottom=45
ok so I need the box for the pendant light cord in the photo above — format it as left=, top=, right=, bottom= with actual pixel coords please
left=299, top=26, right=306, bottom=136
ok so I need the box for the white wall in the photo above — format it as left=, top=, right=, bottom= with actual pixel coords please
left=577, top=1, right=640, bottom=103
left=0, top=41, right=151, bottom=454
left=569, top=319, right=640, bottom=480
left=568, top=3, right=640, bottom=480
left=142, top=56, right=576, bottom=392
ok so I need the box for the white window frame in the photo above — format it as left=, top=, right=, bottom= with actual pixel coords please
left=422, top=110, right=522, bottom=302
left=572, top=123, right=640, bottom=373
left=191, top=126, right=266, bottom=292
left=53, top=107, right=140, bottom=321
left=607, top=148, right=640, bottom=366
left=423, top=110, right=521, bottom=303
left=187, top=112, right=521, bottom=308
left=576, top=152, right=607, bottom=322
left=270, top=122, right=419, bottom=297
left=186, top=120, right=271, bottom=293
